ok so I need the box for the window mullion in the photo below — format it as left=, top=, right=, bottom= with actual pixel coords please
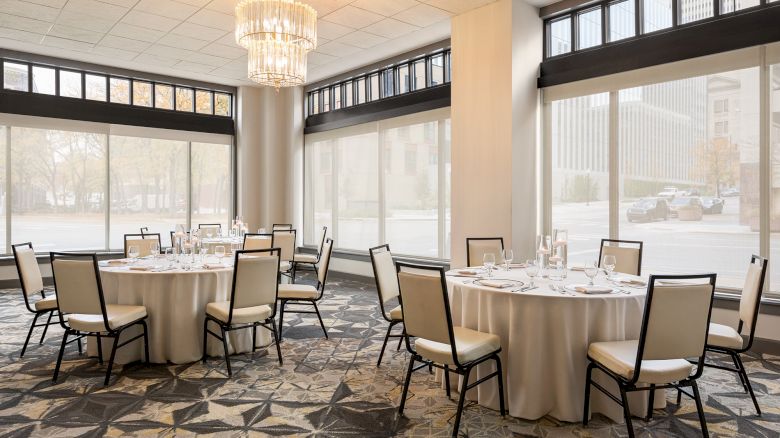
left=609, top=91, right=619, bottom=240
left=759, top=46, right=770, bottom=264
left=378, top=123, right=386, bottom=245
left=105, top=133, right=111, bottom=251
left=5, top=127, right=11, bottom=254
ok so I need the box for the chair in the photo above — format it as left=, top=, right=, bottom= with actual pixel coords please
left=49, top=252, right=149, bottom=385
left=140, top=227, right=149, bottom=236
left=124, top=233, right=161, bottom=258
left=277, top=238, right=334, bottom=340
left=12, top=242, right=60, bottom=357
left=465, top=237, right=504, bottom=267
left=199, top=223, right=222, bottom=236
left=203, top=248, right=283, bottom=377
left=273, top=223, right=293, bottom=231
left=294, top=226, right=327, bottom=274
left=703, top=255, right=768, bottom=415
left=369, top=244, right=405, bottom=367
left=598, top=238, right=643, bottom=276
left=582, top=273, right=717, bottom=438
left=396, top=262, right=505, bottom=438
left=170, top=230, right=190, bottom=248
left=243, top=233, right=272, bottom=250
left=272, top=229, right=297, bottom=281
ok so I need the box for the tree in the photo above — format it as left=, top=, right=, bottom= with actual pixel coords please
left=694, top=137, right=739, bottom=197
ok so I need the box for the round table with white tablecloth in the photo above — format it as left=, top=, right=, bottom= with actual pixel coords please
left=444, top=268, right=663, bottom=423
left=95, top=257, right=272, bottom=364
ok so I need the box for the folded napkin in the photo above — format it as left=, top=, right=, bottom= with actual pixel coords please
left=479, top=279, right=514, bottom=288
left=107, top=259, right=130, bottom=265
left=614, top=277, right=647, bottom=286
left=570, top=266, right=585, bottom=271
left=204, top=263, right=229, bottom=270
left=573, top=285, right=613, bottom=294
left=508, top=263, right=526, bottom=268
left=129, top=266, right=153, bottom=271
left=457, top=269, right=479, bottom=276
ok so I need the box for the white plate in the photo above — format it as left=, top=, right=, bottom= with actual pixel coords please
left=564, top=284, right=614, bottom=294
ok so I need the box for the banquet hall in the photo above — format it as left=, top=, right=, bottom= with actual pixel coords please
left=0, top=0, right=779, bottom=436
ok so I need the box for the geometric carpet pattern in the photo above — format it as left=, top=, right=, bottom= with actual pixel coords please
left=0, top=273, right=778, bottom=437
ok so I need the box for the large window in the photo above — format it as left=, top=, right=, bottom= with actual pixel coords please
left=304, top=108, right=451, bottom=258
left=0, top=114, right=232, bottom=253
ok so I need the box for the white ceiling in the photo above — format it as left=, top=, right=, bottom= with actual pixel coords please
left=0, top=0, right=536, bottom=88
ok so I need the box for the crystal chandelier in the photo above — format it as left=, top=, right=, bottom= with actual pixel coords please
left=235, top=0, right=317, bottom=88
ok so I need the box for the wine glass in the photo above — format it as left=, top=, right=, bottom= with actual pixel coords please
left=150, top=242, right=160, bottom=258
left=584, top=261, right=599, bottom=286
left=215, top=246, right=226, bottom=265
left=205, top=229, right=213, bottom=239
left=128, top=245, right=139, bottom=261
left=502, top=249, right=514, bottom=271
left=525, top=259, right=539, bottom=288
left=602, top=255, right=617, bottom=280
left=483, top=253, right=496, bottom=278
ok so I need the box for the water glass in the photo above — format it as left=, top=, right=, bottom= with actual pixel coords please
left=525, top=259, right=539, bottom=287
left=584, top=261, right=599, bottom=286
left=483, top=253, right=496, bottom=278
left=128, top=245, right=139, bottom=261
left=150, top=242, right=160, bottom=258
left=502, top=249, right=514, bottom=271
left=602, top=255, right=617, bottom=280
left=215, top=246, right=226, bottom=264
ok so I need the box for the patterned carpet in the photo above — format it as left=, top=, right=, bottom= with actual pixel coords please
left=0, top=273, right=778, bottom=437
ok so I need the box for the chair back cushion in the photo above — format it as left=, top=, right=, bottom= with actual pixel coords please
left=601, top=245, right=640, bottom=276
left=233, top=255, right=279, bottom=309
left=125, top=237, right=160, bottom=257
left=200, top=224, right=220, bottom=232
left=273, top=231, right=296, bottom=261
left=318, top=239, right=333, bottom=285
left=15, top=247, right=44, bottom=296
left=52, top=259, right=102, bottom=315
left=244, top=236, right=271, bottom=250
left=372, top=249, right=399, bottom=304
left=467, top=239, right=504, bottom=267
left=739, top=262, right=764, bottom=332
left=642, top=283, right=714, bottom=360
left=398, top=268, right=451, bottom=345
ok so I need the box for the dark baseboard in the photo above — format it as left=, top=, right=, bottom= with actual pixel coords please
left=751, top=337, right=780, bottom=356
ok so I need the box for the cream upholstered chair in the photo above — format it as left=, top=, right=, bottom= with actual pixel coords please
left=198, top=223, right=222, bottom=236
left=703, top=255, right=768, bottom=415
left=272, top=229, right=297, bottom=282
left=124, top=233, right=161, bottom=258
left=465, top=237, right=504, bottom=267
left=598, top=238, right=643, bottom=276
left=294, top=226, right=327, bottom=274
left=583, top=273, right=717, bottom=438
left=203, top=248, right=283, bottom=377
left=243, top=233, right=272, bottom=250
left=396, top=262, right=505, bottom=438
left=12, top=242, right=60, bottom=357
left=50, top=252, right=149, bottom=386
left=273, top=223, right=293, bottom=231
left=277, top=238, right=334, bottom=340
left=369, top=244, right=405, bottom=367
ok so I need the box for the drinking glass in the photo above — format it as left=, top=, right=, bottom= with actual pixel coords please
left=525, top=259, right=539, bottom=287
left=483, top=253, right=496, bottom=278
left=215, top=246, right=226, bottom=264
left=199, top=248, right=207, bottom=265
left=584, top=261, right=599, bottom=286
left=150, top=242, right=160, bottom=258
left=602, top=255, right=617, bottom=280
left=205, top=229, right=214, bottom=239
left=502, top=249, right=514, bottom=271
left=128, top=245, right=139, bottom=261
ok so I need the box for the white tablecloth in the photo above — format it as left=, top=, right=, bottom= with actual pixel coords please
left=445, top=268, right=662, bottom=422
left=95, top=257, right=272, bottom=364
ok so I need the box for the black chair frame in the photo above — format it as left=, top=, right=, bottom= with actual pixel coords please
left=598, top=238, right=644, bottom=276
left=139, top=227, right=149, bottom=236
left=12, top=242, right=62, bottom=357
left=203, top=248, right=284, bottom=377
left=465, top=237, right=504, bottom=268
left=170, top=230, right=190, bottom=248
left=582, top=273, right=717, bottom=438
left=198, top=223, right=222, bottom=233
left=293, top=226, right=327, bottom=275
left=50, top=252, right=149, bottom=386
left=395, top=262, right=506, bottom=438
left=278, top=238, right=333, bottom=341
left=272, top=223, right=293, bottom=230
left=272, top=229, right=297, bottom=283
left=123, top=233, right=161, bottom=257
left=369, top=244, right=406, bottom=367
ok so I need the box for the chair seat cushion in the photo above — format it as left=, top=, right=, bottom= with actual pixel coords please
left=415, top=326, right=500, bottom=365
left=388, top=305, right=402, bottom=321
left=68, top=304, right=147, bottom=332
left=294, top=253, right=318, bottom=263
left=206, top=301, right=272, bottom=324
left=280, top=261, right=292, bottom=272
left=278, top=284, right=319, bottom=300
left=34, top=295, right=58, bottom=311
left=588, top=340, right=693, bottom=384
left=707, top=323, right=744, bottom=350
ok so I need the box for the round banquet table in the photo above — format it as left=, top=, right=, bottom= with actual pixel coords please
left=200, top=236, right=244, bottom=254
left=444, top=268, right=663, bottom=423
left=94, top=257, right=272, bottom=364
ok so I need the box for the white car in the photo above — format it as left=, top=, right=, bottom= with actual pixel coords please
left=657, top=187, right=679, bottom=199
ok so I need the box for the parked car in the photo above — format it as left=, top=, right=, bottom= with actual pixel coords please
left=721, top=187, right=740, bottom=197
left=682, top=188, right=701, bottom=197
left=657, top=186, right=679, bottom=199
left=626, top=198, right=669, bottom=222
left=701, top=197, right=724, bottom=214
left=669, top=197, right=703, bottom=220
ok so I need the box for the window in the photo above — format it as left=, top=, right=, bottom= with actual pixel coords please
left=770, top=60, right=780, bottom=291
left=323, top=89, right=331, bottom=112
left=59, top=70, right=82, bottom=98
left=191, top=142, right=231, bottom=228
left=382, top=69, right=395, bottom=98
left=133, top=81, right=152, bottom=107
left=155, top=84, right=174, bottom=110
left=32, top=66, right=55, bottom=95
left=345, top=81, right=353, bottom=107
left=304, top=108, right=451, bottom=258
left=176, top=87, right=194, bottom=112
left=369, top=74, right=379, bottom=101
left=643, top=0, right=673, bottom=33
left=577, top=8, right=602, bottom=50
left=356, top=78, right=366, bottom=104
left=431, top=55, right=444, bottom=86
left=714, top=98, right=728, bottom=113
left=333, top=85, right=342, bottom=110
left=110, top=78, right=130, bottom=104
left=4, top=62, right=28, bottom=91
left=679, top=0, right=713, bottom=24
left=609, top=0, right=635, bottom=42
left=548, top=17, right=572, bottom=56
left=195, top=90, right=213, bottom=114
left=215, top=93, right=231, bottom=116
left=398, top=64, right=410, bottom=94
left=311, top=90, right=320, bottom=114
left=85, top=74, right=106, bottom=101
left=413, top=59, right=426, bottom=90
left=721, top=0, right=759, bottom=13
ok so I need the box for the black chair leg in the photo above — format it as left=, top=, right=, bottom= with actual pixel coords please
left=691, top=381, right=710, bottom=437
left=444, top=364, right=451, bottom=398
left=676, top=388, right=682, bottom=405
left=221, top=326, right=232, bottom=377
left=96, top=333, right=103, bottom=365
left=452, top=366, right=472, bottom=438
left=105, top=331, right=122, bottom=386
left=141, top=321, right=150, bottom=364
left=278, top=300, right=286, bottom=341
left=202, top=318, right=209, bottom=363
left=396, top=327, right=405, bottom=351
left=735, top=354, right=761, bottom=416
left=270, top=319, right=283, bottom=366
left=619, top=385, right=635, bottom=438
left=647, top=384, right=656, bottom=421
left=313, top=302, right=328, bottom=339
left=52, top=330, right=69, bottom=382
left=77, top=336, right=83, bottom=355
left=583, top=362, right=594, bottom=425
left=398, top=356, right=416, bottom=415
left=730, top=352, right=748, bottom=391
left=39, top=311, right=53, bottom=344
left=495, top=354, right=506, bottom=417
left=252, top=325, right=257, bottom=352
left=377, top=323, right=394, bottom=367
left=21, top=313, right=40, bottom=357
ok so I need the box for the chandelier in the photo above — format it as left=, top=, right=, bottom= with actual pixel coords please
left=235, top=0, right=317, bottom=88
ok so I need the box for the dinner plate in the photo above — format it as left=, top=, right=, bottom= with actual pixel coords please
left=564, top=284, right=614, bottom=294
left=473, top=279, right=525, bottom=289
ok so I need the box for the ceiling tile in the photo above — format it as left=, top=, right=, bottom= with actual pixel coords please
left=99, top=0, right=140, bottom=6
left=99, top=34, right=152, bottom=52
left=303, top=0, right=353, bottom=17
left=362, top=17, right=419, bottom=39
left=199, top=42, right=246, bottom=59
left=135, top=0, right=200, bottom=20
left=171, top=22, right=227, bottom=42
left=0, top=12, right=52, bottom=34
left=336, top=30, right=388, bottom=49
left=187, top=9, right=234, bottom=31
left=176, top=0, right=211, bottom=6
left=316, top=20, right=354, bottom=40
left=393, top=3, right=452, bottom=27
left=315, top=41, right=362, bottom=57
left=420, top=0, right=497, bottom=14
left=215, top=32, right=241, bottom=46
left=134, top=52, right=180, bottom=67
left=351, top=0, right=419, bottom=16
left=322, top=6, right=384, bottom=28
left=109, top=22, right=166, bottom=43
left=144, top=44, right=196, bottom=60
left=121, top=10, right=181, bottom=32
left=175, top=60, right=217, bottom=73
left=62, top=0, right=128, bottom=20
left=91, top=44, right=138, bottom=61
left=25, top=0, right=67, bottom=7
left=48, top=24, right=103, bottom=44
left=56, top=10, right=118, bottom=33
left=307, top=51, right=338, bottom=66
left=41, top=35, right=94, bottom=51
left=186, top=51, right=234, bottom=67
left=0, top=27, right=44, bottom=43
left=0, top=0, right=60, bottom=22
left=205, top=0, right=237, bottom=15
left=157, top=33, right=208, bottom=51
